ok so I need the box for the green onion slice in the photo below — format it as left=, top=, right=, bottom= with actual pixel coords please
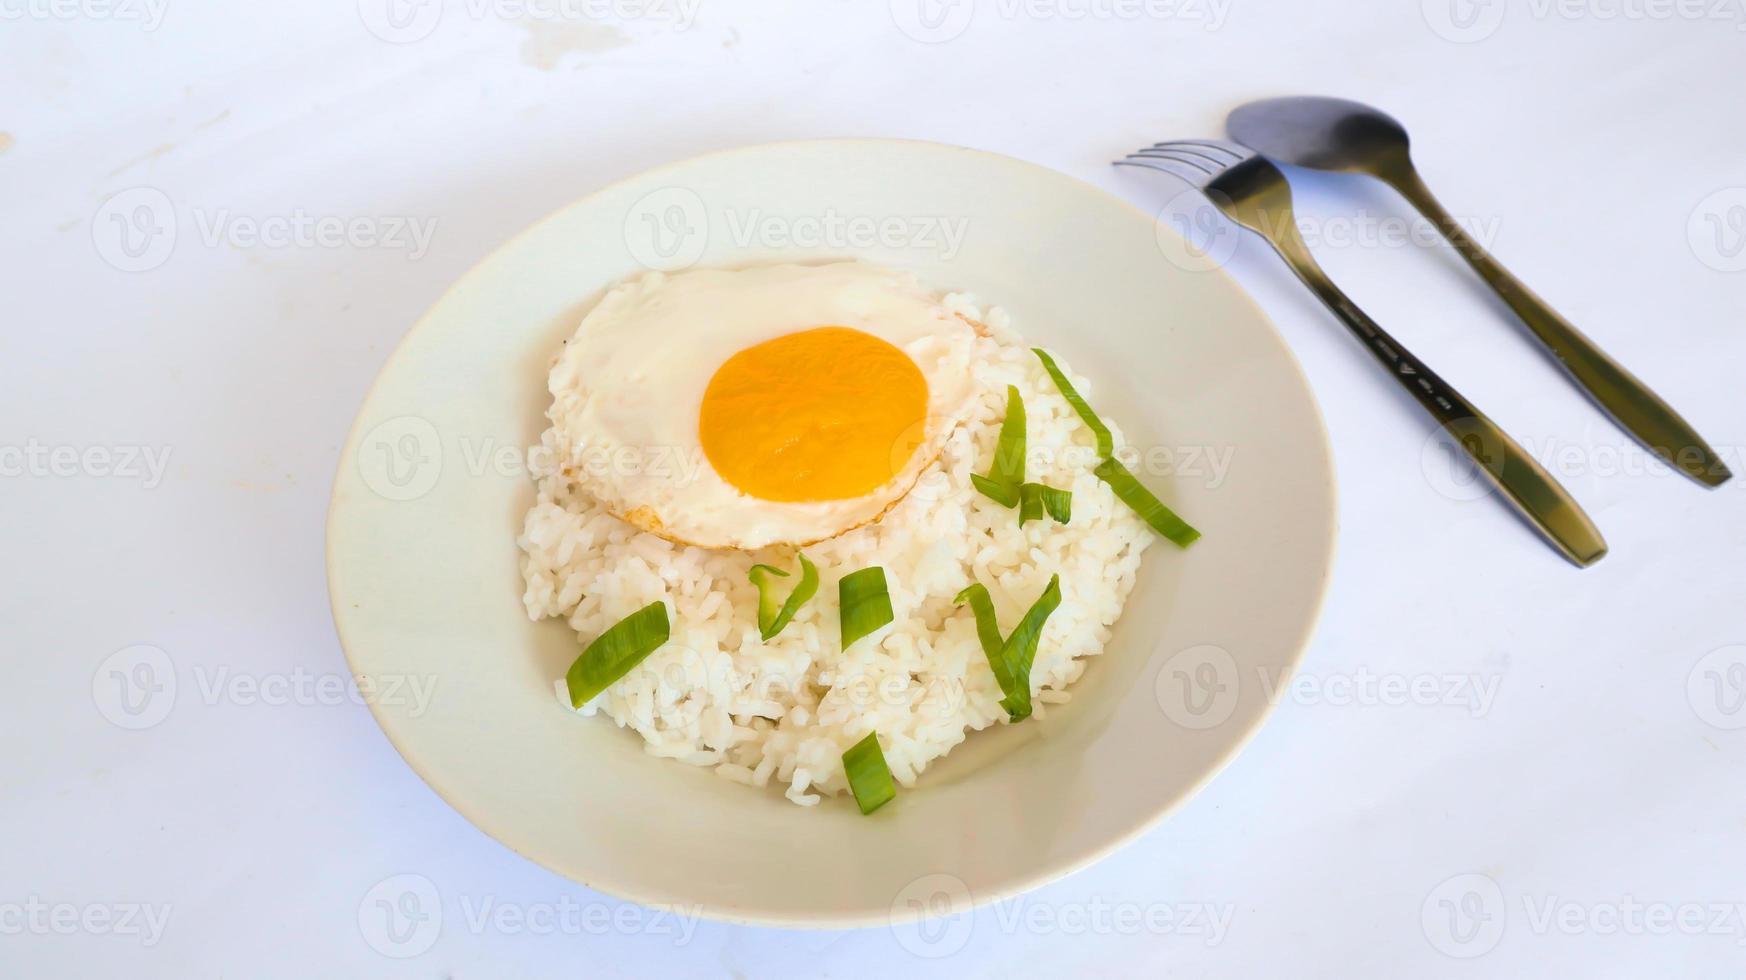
left=1093, top=456, right=1201, bottom=547
left=954, top=583, right=1019, bottom=700
left=998, top=575, right=1062, bottom=720
left=1005, top=575, right=1062, bottom=673
left=973, top=385, right=1028, bottom=507
left=991, top=384, right=1027, bottom=486
left=842, top=731, right=897, bottom=815
left=971, top=473, right=1020, bottom=508
left=838, top=566, right=894, bottom=650
left=564, top=601, right=670, bottom=708
left=1018, top=482, right=1072, bottom=527
left=747, top=553, right=818, bottom=640
left=1033, top=348, right=1114, bottom=458
left=955, top=575, right=1063, bottom=722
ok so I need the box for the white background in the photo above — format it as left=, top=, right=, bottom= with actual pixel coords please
left=3, top=0, right=1744, bottom=976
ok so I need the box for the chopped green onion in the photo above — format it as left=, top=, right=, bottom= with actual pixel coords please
left=1018, top=482, right=1072, bottom=527
left=971, top=473, right=1020, bottom=508
left=747, top=553, right=818, bottom=640
left=1033, top=348, right=1114, bottom=458
left=973, top=385, right=1028, bottom=506
left=990, top=384, right=1027, bottom=487
left=954, top=583, right=1018, bottom=701
left=972, top=387, right=1072, bottom=530
left=954, top=575, right=1063, bottom=721
left=1002, top=575, right=1062, bottom=712
left=842, top=731, right=897, bottom=815
left=564, top=601, right=670, bottom=708
left=1094, top=457, right=1201, bottom=547
left=748, top=565, right=785, bottom=634
left=838, top=566, right=894, bottom=650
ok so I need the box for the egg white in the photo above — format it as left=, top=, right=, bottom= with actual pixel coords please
left=545, top=262, right=981, bottom=550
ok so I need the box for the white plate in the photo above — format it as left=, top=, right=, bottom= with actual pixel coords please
left=326, top=139, right=1336, bottom=928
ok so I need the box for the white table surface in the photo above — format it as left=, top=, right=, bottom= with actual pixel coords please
left=4, top=1, right=1744, bottom=976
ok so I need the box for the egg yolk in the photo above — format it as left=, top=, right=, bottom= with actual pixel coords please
left=699, top=326, right=929, bottom=503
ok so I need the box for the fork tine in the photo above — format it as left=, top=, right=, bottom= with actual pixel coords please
left=1130, top=148, right=1222, bottom=174
left=1137, top=145, right=1227, bottom=170
left=1154, top=139, right=1248, bottom=161
left=1115, top=154, right=1212, bottom=187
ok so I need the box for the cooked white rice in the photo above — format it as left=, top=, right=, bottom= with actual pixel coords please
left=517, top=296, right=1153, bottom=806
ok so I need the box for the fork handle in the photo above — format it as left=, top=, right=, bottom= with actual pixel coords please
left=1386, top=165, right=1730, bottom=488
left=1264, top=228, right=1608, bottom=567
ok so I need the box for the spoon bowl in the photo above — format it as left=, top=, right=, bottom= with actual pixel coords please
left=1228, top=96, right=1414, bottom=177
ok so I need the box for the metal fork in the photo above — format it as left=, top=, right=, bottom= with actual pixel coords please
left=1118, top=139, right=1608, bottom=567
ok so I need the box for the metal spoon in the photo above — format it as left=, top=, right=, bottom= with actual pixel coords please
left=1228, top=95, right=1732, bottom=488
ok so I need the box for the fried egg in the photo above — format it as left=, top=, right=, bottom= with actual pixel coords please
left=546, top=262, right=980, bottom=550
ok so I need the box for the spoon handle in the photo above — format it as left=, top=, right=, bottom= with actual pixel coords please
left=1387, top=166, right=1731, bottom=488
left=1260, top=223, right=1608, bottom=567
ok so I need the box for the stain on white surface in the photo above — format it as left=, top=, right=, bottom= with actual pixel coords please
left=105, top=141, right=175, bottom=177
left=517, top=20, right=628, bottom=71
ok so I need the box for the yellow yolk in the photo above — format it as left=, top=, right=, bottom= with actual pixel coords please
left=699, top=326, right=929, bottom=503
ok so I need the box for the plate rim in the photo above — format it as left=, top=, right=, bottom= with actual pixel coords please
left=325, top=136, right=1340, bottom=929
